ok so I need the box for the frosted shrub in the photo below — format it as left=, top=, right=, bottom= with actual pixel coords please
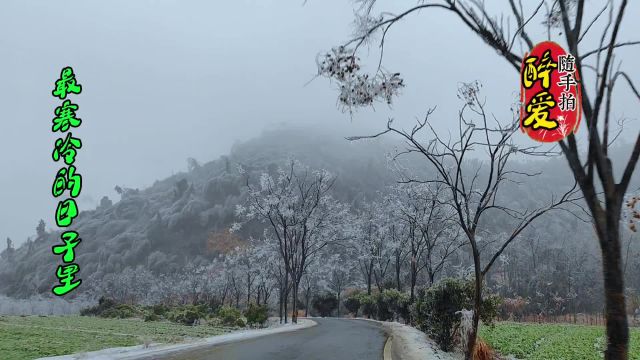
left=412, top=278, right=473, bottom=352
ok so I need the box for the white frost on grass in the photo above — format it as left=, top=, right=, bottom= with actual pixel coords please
left=37, top=318, right=316, bottom=360
left=0, top=295, right=93, bottom=315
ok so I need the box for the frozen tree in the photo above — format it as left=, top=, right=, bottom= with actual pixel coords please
left=351, top=201, right=388, bottom=294
left=236, top=160, right=350, bottom=323
left=324, top=253, right=356, bottom=317
left=367, top=205, right=394, bottom=292
left=389, top=222, right=409, bottom=292
left=100, top=265, right=157, bottom=304
left=254, top=235, right=297, bottom=322
left=250, top=240, right=277, bottom=307
left=221, top=258, right=245, bottom=308
left=225, top=245, right=260, bottom=307
left=300, top=258, right=324, bottom=317
left=388, top=182, right=463, bottom=298
left=36, top=220, right=46, bottom=238
left=180, top=263, right=211, bottom=305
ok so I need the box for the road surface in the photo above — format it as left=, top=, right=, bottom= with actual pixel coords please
left=147, top=318, right=387, bottom=360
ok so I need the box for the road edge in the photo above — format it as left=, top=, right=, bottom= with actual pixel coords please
left=352, top=318, right=462, bottom=360
left=36, top=319, right=317, bottom=360
left=383, top=336, right=393, bottom=360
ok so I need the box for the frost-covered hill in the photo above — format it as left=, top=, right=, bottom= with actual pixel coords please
left=0, top=126, right=397, bottom=298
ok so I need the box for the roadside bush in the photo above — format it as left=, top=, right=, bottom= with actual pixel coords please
left=144, top=312, right=160, bottom=322
left=312, top=292, right=338, bottom=317
left=389, top=290, right=411, bottom=322
left=412, top=278, right=473, bottom=352
left=168, top=308, right=201, bottom=325
left=166, top=305, right=206, bottom=325
left=343, top=294, right=361, bottom=317
left=101, top=304, right=144, bottom=319
left=207, top=316, right=223, bottom=327
left=375, top=292, right=394, bottom=321
left=80, top=297, right=117, bottom=317
left=481, top=294, right=502, bottom=327
left=375, top=289, right=410, bottom=321
left=194, top=303, right=209, bottom=317
left=412, top=278, right=502, bottom=352
left=218, top=305, right=242, bottom=326
left=150, top=304, right=169, bottom=316
left=205, top=298, right=222, bottom=315
left=244, top=303, right=268, bottom=327
left=235, top=318, right=247, bottom=328
left=360, top=294, right=377, bottom=319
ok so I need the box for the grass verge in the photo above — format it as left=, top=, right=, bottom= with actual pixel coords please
left=480, top=322, right=640, bottom=360
left=0, top=315, right=232, bottom=360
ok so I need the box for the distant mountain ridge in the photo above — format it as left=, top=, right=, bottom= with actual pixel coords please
left=0, top=126, right=397, bottom=297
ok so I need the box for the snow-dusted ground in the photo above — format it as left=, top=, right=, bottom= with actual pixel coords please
left=354, top=318, right=462, bottom=360
left=36, top=318, right=316, bottom=360
left=384, top=321, right=462, bottom=360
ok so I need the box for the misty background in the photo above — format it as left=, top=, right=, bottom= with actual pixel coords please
left=1, top=0, right=639, bottom=245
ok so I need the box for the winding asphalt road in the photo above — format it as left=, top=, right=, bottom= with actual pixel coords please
left=149, top=318, right=387, bottom=360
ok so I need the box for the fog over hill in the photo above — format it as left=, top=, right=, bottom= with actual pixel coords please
left=1, top=125, right=638, bottom=302
left=0, top=126, right=397, bottom=297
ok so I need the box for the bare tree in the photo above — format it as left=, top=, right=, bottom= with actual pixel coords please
left=354, top=205, right=375, bottom=295
left=325, top=253, right=354, bottom=317
left=352, top=201, right=389, bottom=294
left=251, top=239, right=278, bottom=307
left=348, top=83, right=579, bottom=357
left=225, top=245, right=259, bottom=306
left=389, top=223, right=409, bottom=292
left=318, top=1, right=639, bottom=358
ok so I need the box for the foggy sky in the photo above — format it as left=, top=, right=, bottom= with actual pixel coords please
left=1, top=0, right=639, bottom=244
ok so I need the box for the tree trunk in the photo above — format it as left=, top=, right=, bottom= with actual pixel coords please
left=466, top=281, right=482, bottom=360
left=395, top=255, right=402, bottom=291
left=292, top=281, right=299, bottom=324
left=466, top=245, right=483, bottom=360
left=375, top=273, right=383, bottom=293
left=284, top=274, right=289, bottom=324
left=601, top=208, right=629, bottom=360
left=247, top=273, right=251, bottom=305
left=367, top=261, right=373, bottom=295
left=221, top=287, right=228, bottom=306
left=278, top=284, right=284, bottom=324
left=410, top=260, right=417, bottom=302
left=257, top=286, right=262, bottom=306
